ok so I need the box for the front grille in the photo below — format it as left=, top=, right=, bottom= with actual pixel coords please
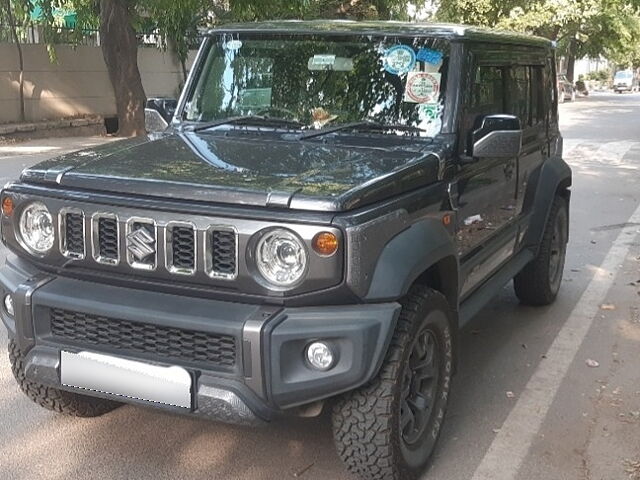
left=50, top=308, right=237, bottom=368
left=97, top=217, right=119, bottom=261
left=63, top=212, right=84, bottom=258
left=210, top=229, right=237, bottom=278
left=60, top=210, right=239, bottom=280
left=168, top=225, right=196, bottom=273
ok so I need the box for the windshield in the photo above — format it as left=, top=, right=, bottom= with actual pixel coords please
left=183, top=34, right=450, bottom=137
left=614, top=71, right=633, bottom=81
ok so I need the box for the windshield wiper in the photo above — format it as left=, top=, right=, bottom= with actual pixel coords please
left=299, top=121, right=426, bottom=141
left=187, top=115, right=304, bottom=133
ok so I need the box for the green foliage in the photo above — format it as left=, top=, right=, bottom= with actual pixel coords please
left=437, top=0, right=640, bottom=65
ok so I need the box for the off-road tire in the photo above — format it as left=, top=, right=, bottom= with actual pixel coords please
left=332, top=286, right=453, bottom=480
left=8, top=340, right=121, bottom=417
left=514, top=196, right=568, bottom=306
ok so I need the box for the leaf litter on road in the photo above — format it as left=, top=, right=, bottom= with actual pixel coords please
left=586, top=359, right=600, bottom=368
left=624, top=459, right=640, bottom=479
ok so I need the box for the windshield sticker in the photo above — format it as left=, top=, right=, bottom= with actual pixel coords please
left=308, top=55, right=354, bottom=71
left=404, top=72, right=441, bottom=104
left=309, top=54, right=336, bottom=68
left=383, top=45, right=416, bottom=75
left=416, top=48, right=444, bottom=65
left=420, top=104, right=439, bottom=121
left=238, top=88, right=272, bottom=110
left=224, top=39, right=243, bottom=50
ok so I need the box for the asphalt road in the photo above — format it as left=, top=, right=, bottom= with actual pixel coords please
left=1, top=93, right=639, bottom=480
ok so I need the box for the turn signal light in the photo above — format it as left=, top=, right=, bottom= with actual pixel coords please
left=1, top=196, right=14, bottom=216
left=312, top=232, right=339, bottom=256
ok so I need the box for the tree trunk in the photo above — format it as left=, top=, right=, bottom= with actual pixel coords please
left=4, top=0, right=26, bottom=123
left=99, top=0, right=146, bottom=137
left=566, top=38, right=577, bottom=83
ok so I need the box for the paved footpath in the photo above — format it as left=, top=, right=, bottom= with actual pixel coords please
left=0, top=95, right=638, bottom=480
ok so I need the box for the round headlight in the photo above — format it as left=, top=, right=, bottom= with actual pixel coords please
left=19, top=202, right=55, bottom=255
left=255, top=228, right=308, bottom=288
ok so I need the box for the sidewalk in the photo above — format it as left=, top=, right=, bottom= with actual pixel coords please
left=0, top=117, right=106, bottom=144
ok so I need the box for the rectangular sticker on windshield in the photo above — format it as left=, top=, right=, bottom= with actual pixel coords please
left=308, top=55, right=354, bottom=71
left=238, top=88, right=272, bottom=109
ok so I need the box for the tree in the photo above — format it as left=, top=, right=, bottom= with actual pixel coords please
left=437, top=0, right=640, bottom=81
left=1, top=0, right=31, bottom=123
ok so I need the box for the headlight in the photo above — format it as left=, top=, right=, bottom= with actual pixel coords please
left=19, top=202, right=55, bottom=255
left=255, top=228, right=308, bottom=288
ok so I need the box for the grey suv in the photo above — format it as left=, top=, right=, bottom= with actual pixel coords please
left=1, top=21, right=571, bottom=480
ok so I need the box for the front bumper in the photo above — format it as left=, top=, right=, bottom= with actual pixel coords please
left=0, top=256, right=399, bottom=424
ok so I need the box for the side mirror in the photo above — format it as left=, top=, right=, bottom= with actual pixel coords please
left=145, top=108, right=169, bottom=133
left=145, top=97, right=177, bottom=133
left=469, top=114, right=523, bottom=159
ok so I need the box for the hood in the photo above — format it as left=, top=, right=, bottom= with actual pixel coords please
left=21, top=132, right=443, bottom=212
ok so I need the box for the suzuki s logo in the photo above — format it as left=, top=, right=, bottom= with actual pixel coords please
left=126, top=226, right=156, bottom=262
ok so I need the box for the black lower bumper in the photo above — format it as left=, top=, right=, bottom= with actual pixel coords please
left=1, top=256, right=400, bottom=424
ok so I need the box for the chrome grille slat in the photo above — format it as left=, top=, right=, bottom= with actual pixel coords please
left=59, top=208, right=85, bottom=259
left=166, top=222, right=196, bottom=275
left=91, top=213, right=120, bottom=265
left=207, top=227, right=238, bottom=280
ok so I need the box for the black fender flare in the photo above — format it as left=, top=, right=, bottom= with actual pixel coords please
left=522, top=157, right=572, bottom=253
left=365, top=217, right=459, bottom=306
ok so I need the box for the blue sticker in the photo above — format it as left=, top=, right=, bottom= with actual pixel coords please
left=417, top=48, right=444, bottom=65
left=383, top=45, right=417, bottom=75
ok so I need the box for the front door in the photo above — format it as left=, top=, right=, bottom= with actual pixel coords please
left=453, top=61, right=519, bottom=298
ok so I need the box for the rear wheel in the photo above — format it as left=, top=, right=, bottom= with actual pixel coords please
left=514, top=196, right=569, bottom=306
left=8, top=340, right=121, bottom=417
left=332, top=287, right=453, bottom=480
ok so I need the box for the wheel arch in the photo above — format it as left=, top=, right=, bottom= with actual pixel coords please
left=365, top=218, right=461, bottom=370
left=523, top=158, right=572, bottom=254
left=365, top=217, right=459, bottom=309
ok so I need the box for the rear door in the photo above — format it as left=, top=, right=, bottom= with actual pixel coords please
left=508, top=55, right=550, bottom=246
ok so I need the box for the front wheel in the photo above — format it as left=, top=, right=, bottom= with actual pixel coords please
left=514, top=196, right=569, bottom=305
left=332, top=287, right=453, bottom=480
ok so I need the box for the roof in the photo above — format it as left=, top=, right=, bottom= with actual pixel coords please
left=209, top=20, right=553, bottom=48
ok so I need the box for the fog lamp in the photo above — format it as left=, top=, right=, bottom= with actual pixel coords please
left=306, top=341, right=335, bottom=371
left=3, top=294, right=14, bottom=317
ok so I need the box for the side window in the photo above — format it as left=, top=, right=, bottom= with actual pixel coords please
left=508, top=66, right=530, bottom=125
left=507, top=65, right=546, bottom=128
left=471, top=66, right=506, bottom=113
left=462, top=65, right=507, bottom=152
left=530, top=66, right=545, bottom=126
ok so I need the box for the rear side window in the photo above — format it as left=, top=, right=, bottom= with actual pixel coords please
left=508, top=66, right=530, bottom=124
left=507, top=65, right=545, bottom=128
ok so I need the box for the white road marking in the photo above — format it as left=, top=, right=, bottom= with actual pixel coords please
left=597, top=141, right=637, bottom=165
left=470, top=200, right=640, bottom=480
left=565, top=140, right=637, bottom=168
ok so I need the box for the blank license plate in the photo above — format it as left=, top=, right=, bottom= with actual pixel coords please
left=61, top=350, right=192, bottom=408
